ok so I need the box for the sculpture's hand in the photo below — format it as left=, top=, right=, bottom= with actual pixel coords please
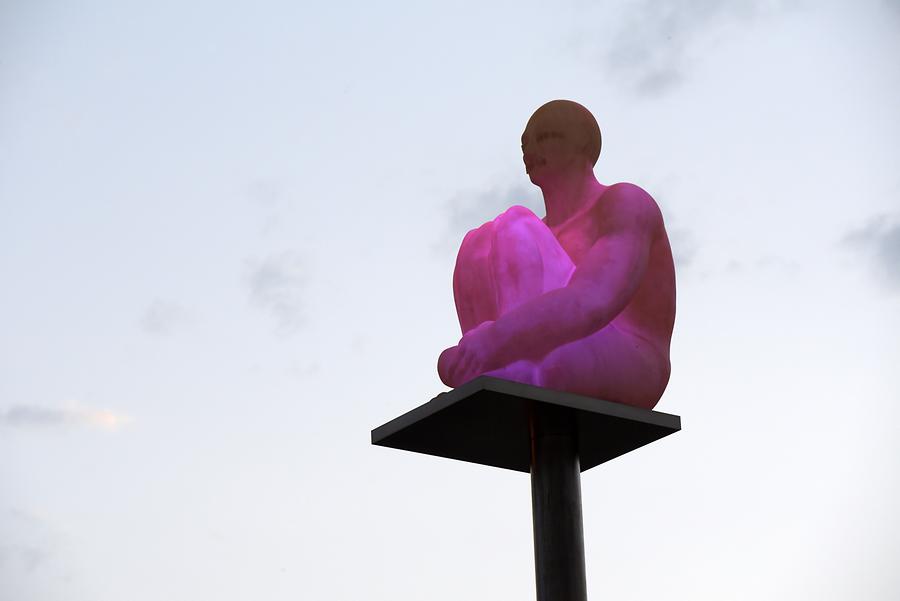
left=438, top=320, right=498, bottom=387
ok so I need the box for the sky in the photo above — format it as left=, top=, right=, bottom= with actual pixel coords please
left=1, top=0, right=899, bottom=599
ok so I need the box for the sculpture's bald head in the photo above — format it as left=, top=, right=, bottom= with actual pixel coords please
left=521, top=100, right=602, bottom=183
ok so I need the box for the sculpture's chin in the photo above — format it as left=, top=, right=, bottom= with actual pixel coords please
left=526, top=166, right=551, bottom=187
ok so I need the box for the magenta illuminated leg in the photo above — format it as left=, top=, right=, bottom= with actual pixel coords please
left=489, top=206, right=574, bottom=316
left=539, top=325, right=670, bottom=409
left=453, top=222, right=500, bottom=334
left=453, top=206, right=573, bottom=334
left=447, top=206, right=577, bottom=388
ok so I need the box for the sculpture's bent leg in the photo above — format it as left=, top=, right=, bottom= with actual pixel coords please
left=451, top=206, right=575, bottom=386
left=489, top=206, right=575, bottom=315
left=539, top=325, right=671, bottom=409
left=453, top=221, right=499, bottom=334
left=484, top=326, right=669, bottom=408
left=453, top=205, right=574, bottom=334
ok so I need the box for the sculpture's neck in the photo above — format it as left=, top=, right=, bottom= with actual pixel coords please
left=540, top=169, right=605, bottom=228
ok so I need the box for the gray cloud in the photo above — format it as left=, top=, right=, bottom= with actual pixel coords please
left=651, top=190, right=698, bottom=270
left=140, top=299, right=191, bottom=335
left=667, top=225, right=698, bottom=269
left=841, top=215, right=900, bottom=291
left=245, top=178, right=288, bottom=237
left=245, top=178, right=283, bottom=207
left=0, top=543, right=45, bottom=573
left=595, top=0, right=798, bottom=97
left=1, top=405, right=132, bottom=430
left=0, top=509, right=59, bottom=577
left=440, top=182, right=543, bottom=250
left=246, top=251, right=306, bottom=333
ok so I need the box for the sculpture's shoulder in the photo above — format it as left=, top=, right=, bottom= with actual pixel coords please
left=597, top=182, right=664, bottom=230
left=601, top=182, right=661, bottom=214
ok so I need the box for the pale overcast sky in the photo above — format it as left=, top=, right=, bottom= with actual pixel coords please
left=2, top=1, right=899, bottom=600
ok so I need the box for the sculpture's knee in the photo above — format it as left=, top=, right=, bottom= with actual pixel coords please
left=490, top=206, right=547, bottom=262
left=454, top=220, right=500, bottom=332
left=491, top=205, right=573, bottom=295
left=487, top=208, right=548, bottom=313
left=458, top=220, right=495, bottom=263
left=492, top=206, right=545, bottom=244
left=494, top=205, right=542, bottom=227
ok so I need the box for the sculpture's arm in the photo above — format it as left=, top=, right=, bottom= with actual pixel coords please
left=443, top=183, right=660, bottom=384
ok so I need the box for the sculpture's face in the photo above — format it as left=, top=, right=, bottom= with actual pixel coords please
left=521, top=118, right=584, bottom=186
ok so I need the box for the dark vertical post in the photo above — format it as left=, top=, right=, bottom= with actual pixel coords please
left=530, top=402, right=588, bottom=601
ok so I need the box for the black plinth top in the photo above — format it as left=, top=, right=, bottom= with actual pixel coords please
left=371, top=376, right=681, bottom=473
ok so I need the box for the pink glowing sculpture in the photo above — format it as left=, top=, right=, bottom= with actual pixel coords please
left=438, top=100, right=675, bottom=409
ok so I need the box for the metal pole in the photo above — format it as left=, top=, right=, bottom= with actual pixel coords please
left=530, top=402, right=588, bottom=601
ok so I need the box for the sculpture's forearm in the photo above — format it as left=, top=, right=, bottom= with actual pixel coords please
left=488, top=283, right=606, bottom=367
left=488, top=235, right=649, bottom=367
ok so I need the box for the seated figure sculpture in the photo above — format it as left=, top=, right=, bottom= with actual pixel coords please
left=437, top=100, right=676, bottom=410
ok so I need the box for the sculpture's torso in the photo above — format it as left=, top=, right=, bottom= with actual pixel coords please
left=545, top=186, right=676, bottom=364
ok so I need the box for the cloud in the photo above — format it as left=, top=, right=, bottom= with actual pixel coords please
left=139, top=299, right=191, bottom=335
left=246, top=251, right=306, bottom=333
left=595, top=0, right=797, bottom=97
left=245, top=178, right=289, bottom=237
left=440, top=182, right=543, bottom=249
left=0, top=508, right=60, bottom=577
left=886, top=0, right=900, bottom=17
left=604, top=3, right=703, bottom=96
left=245, top=178, right=283, bottom=207
left=0, top=543, right=45, bottom=573
left=667, top=225, right=698, bottom=270
left=1, top=404, right=133, bottom=431
left=841, top=215, right=900, bottom=291
left=645, top=188, right=698, bottom=270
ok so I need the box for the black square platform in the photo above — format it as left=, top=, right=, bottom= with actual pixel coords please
left=371, top=376, right=681, bottom=473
